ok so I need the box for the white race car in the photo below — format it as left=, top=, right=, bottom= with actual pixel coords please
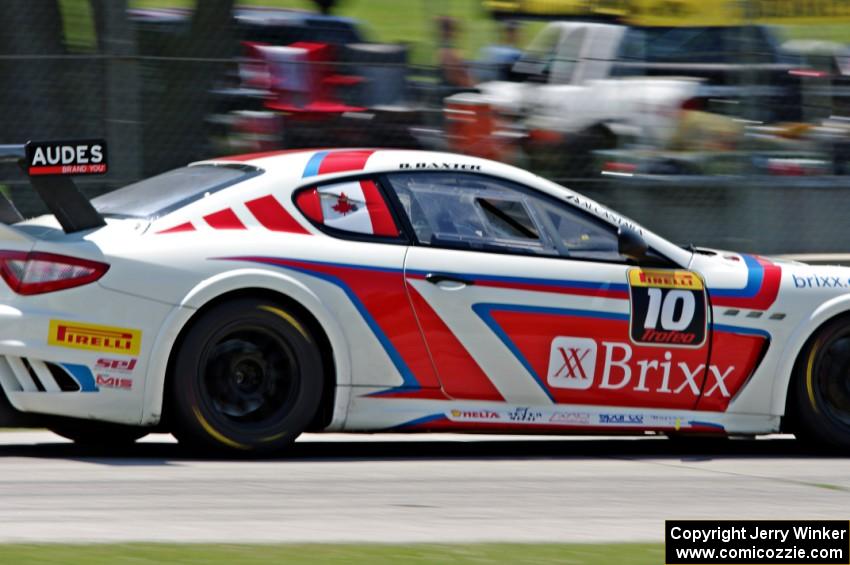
left=0, top=141, right=848, bottom=453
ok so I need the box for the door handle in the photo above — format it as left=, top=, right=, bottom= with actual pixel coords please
left=425, top=273, right=475, bottom=286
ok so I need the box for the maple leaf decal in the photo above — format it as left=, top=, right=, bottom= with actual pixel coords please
left=332, top=192, right=358, bottom=215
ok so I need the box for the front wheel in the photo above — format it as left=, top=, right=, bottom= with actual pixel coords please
left=169, top=298, right=323, bottom=454
left=792, top=318, right=850, bottom=450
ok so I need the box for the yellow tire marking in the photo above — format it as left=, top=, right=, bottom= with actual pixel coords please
left=806, top=338, right=822, bottom=414
left=259, top=306, right=311, bottom=343
left=192, top=406, right=249, bottom=450
left=259, top=431, right=288, bottom=443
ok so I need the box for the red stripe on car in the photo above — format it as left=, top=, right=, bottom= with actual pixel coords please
left=294, top=188, right=323, bottom=223
left=360, top=179, right=399, bottom=237
left=156, top=222, right=195, bottom=234
left=712, top=257, right=781, bottom=310
left=317, top=149, right=375, bottom=175
left=204, top=208, right=246, bottom=230
left=244, top=195, right=311, bottom=234
left=407, top=285, right=504, bottom=401
left=215, top=148, right=317, bottom=162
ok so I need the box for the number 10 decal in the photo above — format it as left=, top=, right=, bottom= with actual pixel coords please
left=628, top=268, right=707, bottom=348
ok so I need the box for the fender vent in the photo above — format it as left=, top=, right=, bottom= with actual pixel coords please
left=20, top=358, right=45, bottom=392
left=45, top=363, right=81, bottom=392
left=3, top=357, right=82, bottom=393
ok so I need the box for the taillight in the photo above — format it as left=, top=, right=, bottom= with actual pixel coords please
left=0, top=251, right=109, bottom=295
left=680, top=97, right=705, bottom=112
left=788, top=68, right=829, bottom=79
left=603, top=161, right=637, bottom=174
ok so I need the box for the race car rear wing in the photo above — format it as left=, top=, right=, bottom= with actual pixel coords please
left=0, top=139, right=107, bottom=233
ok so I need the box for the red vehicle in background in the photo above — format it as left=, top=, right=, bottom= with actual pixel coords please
left=163, top=7, right=427, bottom=153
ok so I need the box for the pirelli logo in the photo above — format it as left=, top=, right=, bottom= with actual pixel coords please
left=628, top=269, right=704, bottom=290
left=48, top=320, right=141, bottom=355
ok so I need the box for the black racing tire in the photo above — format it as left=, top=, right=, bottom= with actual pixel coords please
left=792, top=317, right=850, bottom=451
left=48, top=420, right=149, bottom=447
left=169, top=298, right=323, bottom=455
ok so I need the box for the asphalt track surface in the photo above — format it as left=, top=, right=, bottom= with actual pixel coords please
left=0, top=431, right=848, bottom=543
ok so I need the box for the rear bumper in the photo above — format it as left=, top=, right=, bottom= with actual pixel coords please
left=0, top=283, right=175, bottom=425
left=0, top=382, right=45, bottom=427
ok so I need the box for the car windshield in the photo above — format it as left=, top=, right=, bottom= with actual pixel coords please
left=92, top=164, right=260, bottom=219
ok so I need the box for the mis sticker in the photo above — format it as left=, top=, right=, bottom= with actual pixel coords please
left=48, top=320, right=141, bottom=355
left=628, top=268, right=707, bottom=348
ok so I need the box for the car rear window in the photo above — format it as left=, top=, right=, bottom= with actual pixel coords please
left=92, top=164, right=261, bottom=219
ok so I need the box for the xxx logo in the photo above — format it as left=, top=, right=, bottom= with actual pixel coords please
left=547, top=337, right=597, bottom=390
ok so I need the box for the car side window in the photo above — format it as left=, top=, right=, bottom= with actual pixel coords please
left=550, top=27, right=586, bottom=84
left=539, top=199, right=623, bottom=262
left=513, top=24, right=562, bottom=80
left=385, top=172, right=623, bottom=262
left=294, top=178, right=400, bottom=238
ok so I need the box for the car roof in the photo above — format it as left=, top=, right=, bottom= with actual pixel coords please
left=201, top=148, right=628, bottom=227
left=193, top=148, right=692, bottom=267
left=200, top=148, right=538, bottom=189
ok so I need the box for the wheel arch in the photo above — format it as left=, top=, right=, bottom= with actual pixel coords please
left=772, top=295, right=850, bottom=423
left=142, top=269, right=352, bottom=431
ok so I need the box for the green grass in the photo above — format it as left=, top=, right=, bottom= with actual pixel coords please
left=59, top=0, right=850, bottom=68
left=127, top=0, right=542, bottom=62
left=127, top=0, right=850, bottom=51
left=58, top=0, right=97, bottom=51
left=59, top=0, right=850, bottom=64
left=783, top=24, right=850, bottom=43
left=0, top=543, right=664, bottom=564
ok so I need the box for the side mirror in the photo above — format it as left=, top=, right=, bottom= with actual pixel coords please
left=618, top=225, right=648, bottom=262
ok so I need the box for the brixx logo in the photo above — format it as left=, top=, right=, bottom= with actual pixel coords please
left=547, top=337, right=597, bottom=390
left=547, top=338, right=734, bottom=397
left=792, top=274, right=850, bottom=289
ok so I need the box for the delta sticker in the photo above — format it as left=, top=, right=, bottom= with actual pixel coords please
left=25, top=139, right=107, bottom=176
left=48, top=320, right=140, bottom=355
left=628, top=268, right=707, bottom=348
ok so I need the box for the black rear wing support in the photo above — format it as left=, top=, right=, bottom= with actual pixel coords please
left=0, top=140, right=107, bottom=233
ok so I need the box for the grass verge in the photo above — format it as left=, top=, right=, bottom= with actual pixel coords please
left=59, top=0, right=850, bottom=64
left=0, top=542, right=663, bottom=564
left=128, top=0, right=540, bottom=63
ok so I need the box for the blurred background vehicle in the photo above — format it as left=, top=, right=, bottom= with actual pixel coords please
left=133, top=5, right=425, bottom=159
left=4, top=0, right=850, bottom=254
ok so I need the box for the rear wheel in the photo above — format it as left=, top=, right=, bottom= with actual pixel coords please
left=793, top=318, right=850, bottom=450
left=169, top=298, right=323, bottom=454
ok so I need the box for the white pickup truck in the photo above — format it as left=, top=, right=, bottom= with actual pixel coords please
left=452, top=21, right=802, bottom=174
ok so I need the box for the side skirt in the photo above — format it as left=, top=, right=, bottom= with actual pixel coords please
left=341, top=388, right=781, bottom=435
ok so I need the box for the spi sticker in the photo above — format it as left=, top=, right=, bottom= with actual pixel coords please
left=628, top=269, right=707, bottom=348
